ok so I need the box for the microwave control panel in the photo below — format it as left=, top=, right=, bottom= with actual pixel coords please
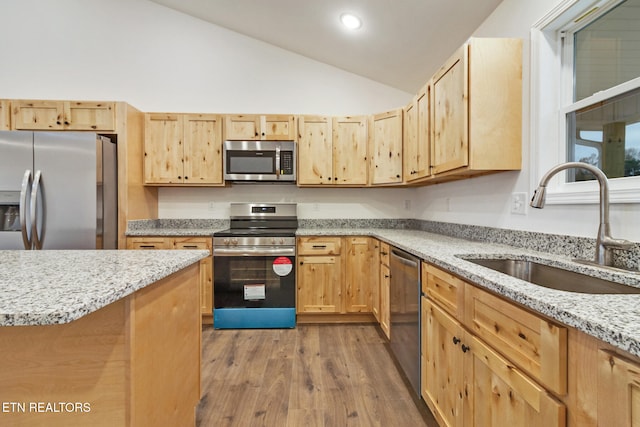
left=281, top=151, right=294, bottom=175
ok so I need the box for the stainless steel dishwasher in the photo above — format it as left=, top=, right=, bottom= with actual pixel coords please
left=389, top=247, right=421, bottom=396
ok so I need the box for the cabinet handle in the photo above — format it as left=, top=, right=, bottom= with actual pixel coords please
left=184, top=176, right=189, bottom=180
left=182, top=245, right=198, bottom=248
left=299, top=261, right=304, bottom=265
left=312, top=245, right=327, bottom=249
left=461, top=344, right=470, bottom=353
left=452, top=336, right=461, bottom=345
left=381, top=251, right=388, bottom=256
left=139, top=245, right=156, bottom=249
left=384, top=274, right=390, bottom=278
left=177, top=176, right=182, bottom=179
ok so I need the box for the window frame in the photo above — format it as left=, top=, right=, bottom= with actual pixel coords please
left=531, top=0, right=640, bottom=205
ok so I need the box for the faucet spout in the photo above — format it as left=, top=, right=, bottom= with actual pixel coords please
left=530, top=162, right=631, bottom=267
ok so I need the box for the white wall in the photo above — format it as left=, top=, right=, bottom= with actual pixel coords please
left=413, top=0, right=640, bottom=242
left=0, top=0, right=410, bottom=115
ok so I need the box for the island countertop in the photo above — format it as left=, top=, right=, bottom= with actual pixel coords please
left=0, top=249, right=209, bottom=326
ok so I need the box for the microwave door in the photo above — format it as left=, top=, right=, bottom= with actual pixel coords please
left=225, top=150, right=277, bottom=181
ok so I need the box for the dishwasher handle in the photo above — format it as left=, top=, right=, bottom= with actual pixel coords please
left=390, top=248, right=419, bottom=268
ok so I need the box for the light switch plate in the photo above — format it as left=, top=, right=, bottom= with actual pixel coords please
left=511, top=192, right=527, bottom=215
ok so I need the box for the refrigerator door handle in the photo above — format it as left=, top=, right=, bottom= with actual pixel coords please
left=19, top=169, right=33, bottom=250
left=30, top=170, right=43, bottom=250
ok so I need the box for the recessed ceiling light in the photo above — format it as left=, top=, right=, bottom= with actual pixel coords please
left=340, top=13, right=362, bottom=30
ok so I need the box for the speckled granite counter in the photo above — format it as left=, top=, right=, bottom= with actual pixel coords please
left=126, top=218, right=228, bottom=236
left=0, top=249, right=209, bottom=326
left=298, top=228, right=640, bottom=358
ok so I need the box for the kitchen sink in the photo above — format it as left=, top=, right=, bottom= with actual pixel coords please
left=464, top=258, right=640, bottom=294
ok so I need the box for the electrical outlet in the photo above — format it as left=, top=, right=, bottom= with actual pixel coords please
left=208, top=201, right=215, bottom=211
left=510, top=192, right=527, bottom=215
left=404, top=199, right=411, bottom=210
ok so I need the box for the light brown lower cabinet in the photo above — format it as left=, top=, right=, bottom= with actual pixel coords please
left=597, top=350, right=640, bottom=427
left=422, top=262, right=566, bottom=427
left=126, top=236, right=213, bottom=324
left=296, top=236, right=378, bottom=320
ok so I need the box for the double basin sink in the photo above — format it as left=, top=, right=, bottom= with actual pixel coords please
left=462, top=257, right=640, bottom=294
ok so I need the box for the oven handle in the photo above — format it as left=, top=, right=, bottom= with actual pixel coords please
left=213, top=246, right=296, bottom=257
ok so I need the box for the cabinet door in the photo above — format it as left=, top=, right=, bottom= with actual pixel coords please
left=12, top=100, right=64, bottom=130
left=224, top=114, right=260, bottom=140
left=183, top=114, right=223, bottom=185
left=0, top=100, right=10, bottom=130
left=371, top=109, right=403, bottom=184
left=332, top=116, right=368, bottom=185
left=422, top=298, right=465, bottom=427
left=144, top=113, right=184, bottom=184
left=199, top=256, right=213, bottom=316
left=432, top=45, right=469, bottom=174
left=64, top=101, right=115, bottom=131
left=369, top=240, right=381, bottom=321
left=261, top=115, right=296, bottom=140
left=344, top=237, right=374, bottom=313
left=465, top=334, right=566, bottom=427
left=598, top=350, right=640, bottom=427
left=379, top=263, right=391, bottom=339
left=297, top=115, right=333, bottom=185
left=297, top=256, right=342, bottom=313
left=403, top=97, right=418, bottom=180
left=415, top=83, right=431, bottom=179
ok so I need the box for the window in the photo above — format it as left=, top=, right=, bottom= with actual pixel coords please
left=532, top=0, right=640, bottom=203
left=564, top=0, right=640, bottom=182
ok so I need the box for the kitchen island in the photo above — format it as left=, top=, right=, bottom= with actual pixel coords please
left=0, top=249, right=208, bottom=427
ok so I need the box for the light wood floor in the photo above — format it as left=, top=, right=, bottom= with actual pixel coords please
left=196, top=323, right=438, bottom=427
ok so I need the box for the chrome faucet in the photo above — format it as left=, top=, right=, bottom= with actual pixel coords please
left=530, top=162, right=634, bottom=267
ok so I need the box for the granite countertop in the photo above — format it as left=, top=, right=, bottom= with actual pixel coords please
left=299, top=228, right=640, bottom=358
left=125, top=220, right=640, bottom=357
left=0, top=249, right=209, bottom=326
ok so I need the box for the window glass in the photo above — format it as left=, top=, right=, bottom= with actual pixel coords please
left=568, top=87, right=640, bottom=181
left=574, top=0, right=640, bottom=102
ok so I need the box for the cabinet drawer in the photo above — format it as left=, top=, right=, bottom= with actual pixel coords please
left=380, top=242, right=390, bottom=266
left=423, top=263, right=465, bottom=319
left=173, top=237, right=212, bottom=254
left=298, top=237, right=341, bottom=255
left=127, top=237, right=172, bottom=250
left=464, top=283, right=567, bottom=395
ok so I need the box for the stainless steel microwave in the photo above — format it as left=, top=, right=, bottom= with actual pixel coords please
left=223, top=140, right=296, bottom=182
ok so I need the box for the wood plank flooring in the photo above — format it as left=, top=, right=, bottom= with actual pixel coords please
left=196, top=324, right=438, bottom=427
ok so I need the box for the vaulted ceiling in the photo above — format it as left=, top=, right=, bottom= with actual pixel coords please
left=148, top=0, right=504, bottom=93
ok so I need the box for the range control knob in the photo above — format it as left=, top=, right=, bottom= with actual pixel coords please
left=223, top=238, right=230, bottom=245
left=231, top=238, right=239, bottom=246
left=279, top=238, right=285, bottom=245
left=271, top=238, right=277, bottom=245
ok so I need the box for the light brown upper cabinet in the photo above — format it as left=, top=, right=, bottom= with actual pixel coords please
left=11, top=100, right=115, bottom=131
left=0, top=100, right=10, bottom=130
left=370, top=109, right=403, bottom=185
left=297, top=115, right=333, bottom=185
left=431, top=38, right=522, bottom=179
left=224, top=114, right=296, bottom=141
left=144, top=113, right=223, bottom=186
left=332, top=116, right=368, bottom=185
left=297, top=115, right=368, bottom=186
left=404, top=83, right=431, bottom=183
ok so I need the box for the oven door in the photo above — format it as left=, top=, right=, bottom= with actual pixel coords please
left=213, top=246, right=296, bottom=328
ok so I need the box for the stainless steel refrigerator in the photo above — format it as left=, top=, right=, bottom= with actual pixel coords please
left=0, top=131, right=117, bottom=250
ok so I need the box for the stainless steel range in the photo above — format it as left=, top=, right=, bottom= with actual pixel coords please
left=213, top=203, right=297, bottom=329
